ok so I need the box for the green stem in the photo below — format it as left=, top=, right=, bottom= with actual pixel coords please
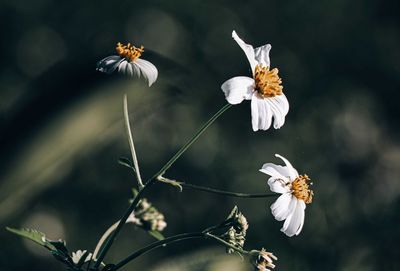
left=148, top=103, right=232, bottom=182
left=93, top=183, right=154, bottom=269
left=123, top=94, right=144, bottom=189
left=112, top=230, right=247, bottom=271
left=112, top=232, right=204, bottom=270
left=161, top=179, right=277, bottom=198
left=94, top=103, right=232, bottom=269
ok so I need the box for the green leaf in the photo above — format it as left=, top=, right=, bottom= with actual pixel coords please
left=148, top=230, right=165, bottom=240
left=6, top=227, right=56, bottom=251
left=118, top=157, right=136, bottom=173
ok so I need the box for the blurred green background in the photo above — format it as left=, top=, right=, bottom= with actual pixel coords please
left=1, top=0, right=399, bottom=270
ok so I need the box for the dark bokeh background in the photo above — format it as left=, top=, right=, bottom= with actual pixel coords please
left=1, top=0, right=400, bottom=270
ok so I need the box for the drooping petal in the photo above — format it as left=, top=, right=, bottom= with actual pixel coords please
left=96, top=55, right=123, bottom=74
left=118, top=59, right=128, bottom=73
left=254, top=44, right=272, bottom=68
left=270, top=193, right=297, bottom=221
left=232, top=30, right=257, bottom=73
left=260, top=162, right=293, bottom=180
left=275, top=154, right=299, bottom=180
left=132, top=58, right=158, bottom=87
left=265, top=94, right=289, bottom=129
left=251, top=94, right=273, bottom=131
left=280, top=199, right=305, bottom=237
left=221, top=76, right=254, bottom=105
left=266, top=176, right=291, bottom=194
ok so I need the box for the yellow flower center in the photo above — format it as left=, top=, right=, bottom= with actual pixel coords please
left=116, top=42, right=144, bottom=62
left=291, top=174, right=313, bottom=204
left=254, top=65, right=283, bottom=97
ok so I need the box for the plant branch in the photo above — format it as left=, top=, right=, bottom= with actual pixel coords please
left=123, top=94, right=144, bottom=189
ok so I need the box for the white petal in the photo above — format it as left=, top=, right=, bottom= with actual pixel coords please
left=251, top=94, right=273, bottom=131
left=254, top=44, right=272, bottom=67
left=271, top=194, right=296, bottom=221
left=275, top=154, right=299, bottom=180
left=126, top=62, right=134, bottom=76
left=118, top=60, right=128, bottom=73
left=221, top=76, right=254, bottom=105
left=96, top=55, right=123, bottom=74
left=281, top=199, right=305, bottom=237
left=232, top=30, right=257, bottom=73
left=265, top=94, right=289, bottom=129
left=133, top=58, right=158, bottom=86
left=266, top=176, right=291, bottom=194
left=260, top=162, right=293, bottom=180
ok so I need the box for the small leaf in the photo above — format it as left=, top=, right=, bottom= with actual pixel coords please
left=6, top=227, right=56, bottom=251
left=148, top=230, right=165, bottom=240
left=118, top=157, right=136, bottom=172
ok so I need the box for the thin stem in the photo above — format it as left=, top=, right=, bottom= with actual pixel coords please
left=94, top=103, right=232, bottom=269
left=160, top=179, right=277, bottom=198
left=149, top=103, right=232, bottom=181
left=92, top=221, right=119, bottom=261
left=123, top=94, right=144, bottom=189
left=205, top=232, right=249, bottom=255
left=112, top=232, right=204, bottom=270
left=93, top=184, right=153, bottom=269
left=112, top=229, right=247, bottom=271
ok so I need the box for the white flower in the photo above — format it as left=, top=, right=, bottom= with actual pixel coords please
left=260, top=154, right=313, bottom=237
left=96, top=42, right=158, bottom=86
left=221, top=31, right=289, bottom=131
left=71, top=250, right=92, bottom=264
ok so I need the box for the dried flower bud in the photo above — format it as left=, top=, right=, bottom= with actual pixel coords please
left=250, top=249, right=278, bottom=271
left=223, top=207, right=249, bottom=254
left=126, top=197, right=167, bottom=232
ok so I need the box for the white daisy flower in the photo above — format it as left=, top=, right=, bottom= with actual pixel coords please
left=96, top=42, right=158, bottom=86
left=260, top=154, right=313, bottom=237
left=221, top=31, right=289, bottom=131
left=71, top=250, right=92, bottom=264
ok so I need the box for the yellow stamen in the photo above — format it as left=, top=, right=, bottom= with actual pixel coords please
left=291, top=174, right=313, bottom=204
left=254, top=65, right=283, bottom=97
left=116, top=42, right=144, bottom=62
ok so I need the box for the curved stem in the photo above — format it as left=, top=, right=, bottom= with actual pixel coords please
left=123, top=94, right=144, bottom=189
left=149, top=103, right=232, bottom=181
left=112, top=232, right=204, bottom=271
left=112, top=230, right=247, bottom=271
left=92, top=221, right=119, bottom=261
left=93, top=183, right=154, bottom=269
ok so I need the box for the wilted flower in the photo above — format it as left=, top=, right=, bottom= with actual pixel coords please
left=71, top=250, right=92, bottom=264
left=127, top=198, right=167, bottom=231
left=223, top=207, right=249, bottom=254
left=250, top=248, right=277, bottom=271
left=260, top=154, right=313, bottom=237
left=221, top=31, right=289, bottom=131
left=96, top=42, right=158, bottom=86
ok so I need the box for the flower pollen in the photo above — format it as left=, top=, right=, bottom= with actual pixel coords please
left=291, top=174, right=313, bottom=204
left=116, top=42, right=144, bottom=62
left=254, top=65, right=283, bottom=97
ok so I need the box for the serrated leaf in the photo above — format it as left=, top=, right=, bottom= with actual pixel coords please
left=118, top=157, right=136, bottom=173
left=148, top=230, right=165, bottom=240
left=6, top=227, right=56, bottom=251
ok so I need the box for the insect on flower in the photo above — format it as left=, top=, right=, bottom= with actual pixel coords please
left=96, top=42, right=158, bottom=86
left=260, top=154, right=313, bottom=237
left=221, top=31, right=289, bottom=131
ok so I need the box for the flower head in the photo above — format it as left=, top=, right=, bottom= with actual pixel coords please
left=71, top=250, right=92, bottom=264
left=250, top=248, right=277, bottom=271
left=221, top=31, right=289, bottom=131
left=127, top=198, right=167, bottom=232
left=96, top=42, right=158, bottom=86
left=260, top=154, right=313, bottom=237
